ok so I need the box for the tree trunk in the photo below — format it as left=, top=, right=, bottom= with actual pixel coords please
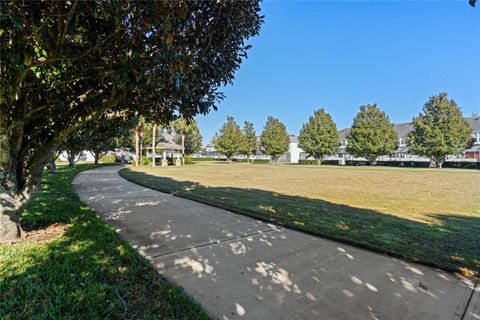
left=93, top=152, right=100, bottom=164
left=434, top=157, right=444, bottom=168
left=1, top=140, right=53, bottom=242
left=152, top=124, right=157, bottom=167
left=46, top=150, right=57, bottom=174
left=181, top=134, right=185, bottom=165
left=317, top=158, right=322, bottom=166
left=135, top=129, right=140, bottom=166
left=368, top=157, right=377, bottom=166
left=66, top=150, right=76, bottom=167
left=0, top=170, right=24, bottom=242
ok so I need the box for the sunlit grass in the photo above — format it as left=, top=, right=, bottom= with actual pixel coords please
left=120, top=162, right=480, bottom=275
left=0, top=164, right=210, bottom=320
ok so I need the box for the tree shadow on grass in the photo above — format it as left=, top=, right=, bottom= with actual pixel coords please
left=1, top=165, right=209, bottom=319
left=119, top=169, right=480, bottom=276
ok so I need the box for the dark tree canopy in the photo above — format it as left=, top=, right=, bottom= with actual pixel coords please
left=0, top=1, right=262, bottom=240
left=347, top=104, right=397, bottom=165
left=213, top=116, right=245, bottom=161
left=298, top=108, right=339, bottom=165
left=408, top=93, right=471, bottom=168
left=260, top=116, right=289, bottom=162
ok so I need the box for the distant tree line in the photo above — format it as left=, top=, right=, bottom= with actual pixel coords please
left=212, top=93, right=472, bottom=168
left=213, top=116, right=290, bottom=163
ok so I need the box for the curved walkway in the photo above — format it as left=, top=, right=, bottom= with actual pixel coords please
left=73, top=166, right=478, bottom=320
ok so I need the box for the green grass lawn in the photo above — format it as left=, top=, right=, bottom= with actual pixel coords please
left=0, top=164, right=210, bottom=320
left=120, top=162, right=480, bottom=277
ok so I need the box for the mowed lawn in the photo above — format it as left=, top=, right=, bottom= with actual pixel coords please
left=0, top=164, right=209, bottom=320
left=120, top=162, right=480, bottom=276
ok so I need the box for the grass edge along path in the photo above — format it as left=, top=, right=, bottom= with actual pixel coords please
left=119, top=166, right=480, bottom=279
left=0, top=164, right=210, bottom=320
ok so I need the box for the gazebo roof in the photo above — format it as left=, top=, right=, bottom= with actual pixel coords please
left=145, top=141, right=183, bottom=151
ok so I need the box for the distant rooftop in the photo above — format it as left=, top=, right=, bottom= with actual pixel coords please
left=338, top=117, right=480, bottom=140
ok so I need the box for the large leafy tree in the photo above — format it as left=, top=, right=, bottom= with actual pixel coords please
left=83, top=115, right=138, bottom=164
left=58, top=114, right=138, bottom=167
left=213, top=116, right=245, bottom=162
left=347, top=104, right=397, bottom=165
left=171, top=119, right=202, bottom=155
left=59, top=131, right=89, bottom=168
left=260, top=116, right=289, bottom=163
left=408, top=93, right=471, bottom=168
left=241, top=121, right=257, bottom=162
left=0, top=1, right=262, bottom=240
left=298, top=108, right=339, bottom=165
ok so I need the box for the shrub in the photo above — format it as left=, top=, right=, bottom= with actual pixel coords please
left=184, top=155, right=193, bottom=165
left=99, top=155, right=117, bottom=163
left=141, top=156, right=152, bottom=166
left=443, top=161, right=480, bottom=169
left=298, top=159, right=339, bottom=165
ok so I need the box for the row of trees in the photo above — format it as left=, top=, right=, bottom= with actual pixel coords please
left=346, top=93, right=472, bottom=168
left=213, top=116, right=290, bottom=163
left=213, top=93, right=472, bottom=168
left=57, top=116, right=203, bottom=169
left=1, top=1, right=262, bottom=240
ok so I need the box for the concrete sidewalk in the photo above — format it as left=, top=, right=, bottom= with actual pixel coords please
left=73, top=166, right=478, bottom=320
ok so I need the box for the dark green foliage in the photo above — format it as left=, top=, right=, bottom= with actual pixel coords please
left=408, top=93, right=472, bottom=168
left=298, top=159, right=340, bottom=165
left=259, top=116, right=289, bottom=162
left=443, top=161, right=480, bottom=169
left=171, top=119, right=202, bottom=155
left=0, top=164, right=210, bottom=319
left=60, top=115, right=137, bottom=166
left=241, top=121, right=257, bottom=161
left=213, top=116, right=245, bottom=161
left=0, top=1, right=263, bottom=236
left=347, top=104, right=397, bottom=165
left=298, top=109, right=339, bottom=165
left=82, top=116, right=137, bottom=163
left=191, top=157, right=216, bottom=161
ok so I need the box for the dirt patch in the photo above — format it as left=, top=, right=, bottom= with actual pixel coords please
left=8, top=223, right=69, bottom=244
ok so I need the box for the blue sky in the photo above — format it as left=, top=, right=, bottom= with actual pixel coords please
left=196, top=0, right=480, bottom=145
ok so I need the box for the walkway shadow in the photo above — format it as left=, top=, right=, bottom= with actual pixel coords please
left=120, top=169, right=480, bottom=275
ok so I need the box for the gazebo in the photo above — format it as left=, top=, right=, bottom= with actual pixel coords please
left=145, top=141, right=183, bottom=166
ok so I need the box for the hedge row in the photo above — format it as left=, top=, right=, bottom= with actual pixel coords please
left=298, top=159, right=339, bottom=165
left=298, top=159, right=479, bottom=169
left=191, top=157, right=270, bottom=164
left=443, top=161, right=480, bottom=169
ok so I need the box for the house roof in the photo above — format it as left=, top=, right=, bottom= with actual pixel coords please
left=338, top=117, right=480, bottom=139
left=466, top=116, right=480, bottom=133
left=465, top=144, right=480, bottom=152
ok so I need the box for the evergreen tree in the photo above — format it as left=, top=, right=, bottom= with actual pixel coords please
left=260, top=116, right=289, bottom=163
left=213, top=116, right=245, bottom=162
left=408, top=93, right=471, bottom=168
left=242, top=121, right=257, bottom=162
left=347, top=104, right=397, bottom=165
left=298, top=108, right=339, bottom=165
